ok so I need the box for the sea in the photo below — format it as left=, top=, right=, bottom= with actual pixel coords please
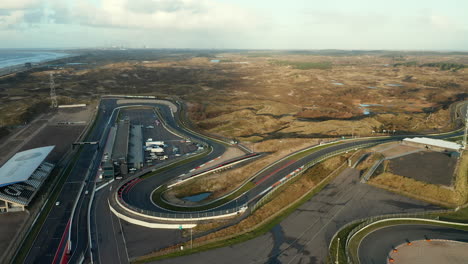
left=0, top=49, right=70, bottom=69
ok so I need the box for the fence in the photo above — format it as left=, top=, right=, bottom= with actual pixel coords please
left=115, top=193, right=247, bottom=221
left=251, top=142, right=377, bottom=211
left=360, top=158, right=384, bottom=183
left=113, top=142, right=377, bottom=222
left=327, top=208, right=454, bottom=264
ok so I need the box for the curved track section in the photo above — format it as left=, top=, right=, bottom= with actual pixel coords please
left=114, top=98, right=466, bottom=220
left=358, top=224, right=468, bottom=264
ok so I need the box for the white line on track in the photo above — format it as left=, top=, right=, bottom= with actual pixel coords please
left=117, top=216, right=130, bottom=263
left=109, top=199, right=123, bottom=264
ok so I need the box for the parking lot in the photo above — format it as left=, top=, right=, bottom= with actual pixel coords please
left=388, top=151, right=457, bottom=186
left=119, top=108, right=198, bottom=168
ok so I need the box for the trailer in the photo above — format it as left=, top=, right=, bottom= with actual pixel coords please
left=145, top=141, right=165, bottom=147
left=150, top=147, right=164, bottom=155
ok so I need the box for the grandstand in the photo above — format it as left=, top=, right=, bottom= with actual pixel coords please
left=0, top=146, right=55, bottom=212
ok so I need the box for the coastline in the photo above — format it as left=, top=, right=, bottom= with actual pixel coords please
left=0, top=51, right=77, bottom=77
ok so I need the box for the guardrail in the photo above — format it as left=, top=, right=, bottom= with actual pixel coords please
left=112, top=99, right=465, bottom=223
left=87, top=180, right=96, bottom=264
left=342, top=210, right=453, bottom=263
left=113, top=142, right=378, bottom=223
left=251, top=143, right=377, bottom=211
left=167, top=153, right=261, bottom=188
left=327, top=208, right=454, bottom=264
left=360, top=158, right=383, bottom=183
left=115, top=192, right=248, bottom=221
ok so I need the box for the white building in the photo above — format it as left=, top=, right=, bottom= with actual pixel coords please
left=403, top=137, right=462, bottom=152
left=0, top=146, right=55, bottom=212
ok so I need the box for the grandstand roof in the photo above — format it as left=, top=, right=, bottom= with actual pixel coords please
left=0, top=146, right=55, bottom=187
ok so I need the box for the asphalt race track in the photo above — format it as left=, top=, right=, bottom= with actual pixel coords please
left=151, top=168, right=440, bottom=264
left=358, top=224, right=468, bottom=264
left=22, top=97, right=467, bottom=264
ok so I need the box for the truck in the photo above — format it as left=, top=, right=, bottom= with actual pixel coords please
left=145, top=140, right=165, bottom=147
left=150, top=147, right=164, bottom=155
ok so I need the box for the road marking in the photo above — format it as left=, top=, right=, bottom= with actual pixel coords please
left=117, top=216, right=130, bottom=263
left=255, top=160, right=297, bottom=186
left=285, top=172, right=361, bottom=264
left=51, top=219, right=71, bottom=264
left=109, top=200, right=123, bottom=264
left=94, top=190, right=103, bottom=264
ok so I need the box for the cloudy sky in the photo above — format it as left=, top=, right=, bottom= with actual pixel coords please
left=0, top=0, right=467, bottom=50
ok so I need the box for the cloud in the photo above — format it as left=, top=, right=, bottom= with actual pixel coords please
left=0, top=0, right=45, bottom=29
left=71, top=0, right=259, bottom=31
left=125, top=0, right=189, bottom=14
left=429, top=15, right=460, bottom=30
left=1, top=0, right=42, bottom=10
left=0, top=0, right=261, bottom=33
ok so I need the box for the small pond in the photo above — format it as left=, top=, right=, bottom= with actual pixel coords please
left=181, top=192, right=212, bottom=202
left=385, top=83, right=403, bottom=87
left=332, top=82, right=344, bottom=85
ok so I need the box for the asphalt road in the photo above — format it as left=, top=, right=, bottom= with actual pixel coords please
left=153, top=168, right=440, bottom=264
left=24, top=99, right=113, bottom=264
left=121, top=101, right=467, bottom=216
left=109, top=99, right=465, bottom=263
left=92, top=182, right=130, bottom=264
left=92, top=103, right=203, bottom=264
left=358, top=224, right=468, bottom=264
left=24, top=97, right=466, bottom=263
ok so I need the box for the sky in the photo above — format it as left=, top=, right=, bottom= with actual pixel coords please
left=0, top=0, right=467, bottom=50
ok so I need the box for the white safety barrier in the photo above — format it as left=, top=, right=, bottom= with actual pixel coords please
left=109, top=201, right=196, bottom=229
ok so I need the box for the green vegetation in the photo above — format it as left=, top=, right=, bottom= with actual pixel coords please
left=440, top=207, right=468, bottom=223
left=19, top=100, right=50, bottom=123
left=421, top=62, right=465, bottom=71
left=392, top=61, right=466, bottom=71
left=245, top=52, right=276, bottom=57
left=393, top=61, right=418, bottom=67
left=271, top=60, right=332, bottom=70
left=327, top=221, right=364, bottom=264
